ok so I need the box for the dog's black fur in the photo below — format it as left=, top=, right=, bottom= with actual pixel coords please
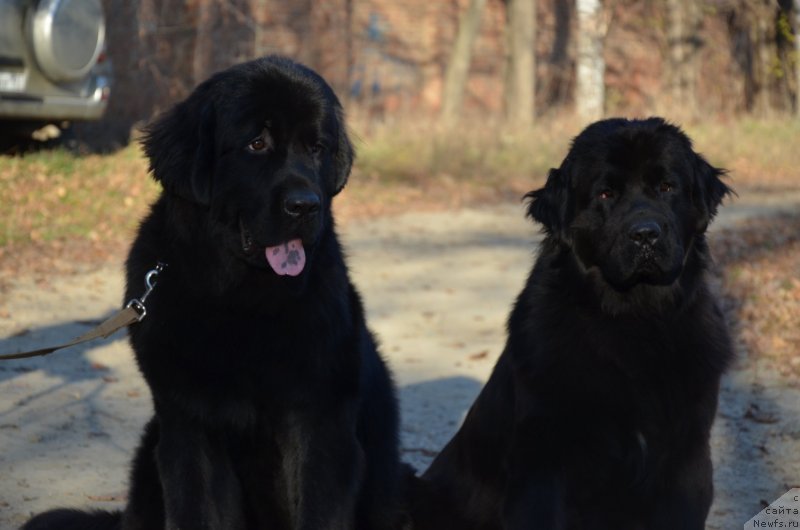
left=24, top=56, right=404, bottom=530
left=411, top=118, right=734, bottom=530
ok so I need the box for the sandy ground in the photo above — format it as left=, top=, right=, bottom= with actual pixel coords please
left=1, top=191, right=799, bottom=529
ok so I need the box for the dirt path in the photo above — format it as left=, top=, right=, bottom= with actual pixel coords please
left=1, top=191, right=799, bottom=529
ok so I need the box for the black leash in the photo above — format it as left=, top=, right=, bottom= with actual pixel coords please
left=0, top=263, right=166, bottom=361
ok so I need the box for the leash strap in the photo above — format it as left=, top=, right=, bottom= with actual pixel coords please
left=0, top=306, right=143, bottom=360
left=0, top=262, right=166, bottom=361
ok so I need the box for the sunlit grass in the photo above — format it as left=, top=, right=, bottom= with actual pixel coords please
left=689, top=118, right=800, bottom=189
left=351, top=117, right=578, bottom=185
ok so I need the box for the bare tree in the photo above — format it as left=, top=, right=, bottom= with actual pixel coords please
left=665, top=0, right=702, bottom=117
left=541, top=1, right=573, bottom=108
left=503, top=0, right=535, bottom=127
left=752, top=0, right=774, bottom=116
left=725, top=0, right=786, bottom=115
left=575, top=0, right=606, bottom=122
left=440, top=0, right=487, bottom=124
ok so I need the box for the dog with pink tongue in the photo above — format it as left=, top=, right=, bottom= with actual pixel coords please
left=23, top=56, right=408, bottom=530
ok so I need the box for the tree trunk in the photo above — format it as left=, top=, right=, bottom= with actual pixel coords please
left=541, top=0, right=572, bottom=107
left=503, top=0, right=535, bottom=127
left=440, top=0, right=487, bottom=124
left=575, top=0, right=605, bottom=123
left=753, top=1, right=773, bottom=117
left=665, top=0, right=701, bottom=117
left=192, top=1, right=211, bottom=83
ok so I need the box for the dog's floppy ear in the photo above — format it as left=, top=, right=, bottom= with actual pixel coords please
left=331, top=107, right=355, bottom=196
left=691, top=153, right=733, bottom=232
left=526, top=167, right=571, bottom=240
left=142, top=92, right=217, bottom=206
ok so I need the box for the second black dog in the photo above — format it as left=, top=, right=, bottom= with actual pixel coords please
left=412, top=118, right=734, bottom=530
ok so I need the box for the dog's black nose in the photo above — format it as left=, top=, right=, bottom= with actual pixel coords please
left=283, top=190, right=321, bottom=218
left=629, top=221, right=661, bottom=246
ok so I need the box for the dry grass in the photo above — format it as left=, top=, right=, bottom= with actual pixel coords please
left=334, top=117, right=579, bottom=220
left=0, top=144, right=156, bottom=247
left=690, top=118, right=800, bottom=191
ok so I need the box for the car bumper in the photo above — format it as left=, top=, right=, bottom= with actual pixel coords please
left=0, top=75, right=110, bottom=121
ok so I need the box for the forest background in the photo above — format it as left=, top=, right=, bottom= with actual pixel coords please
left=88, top=0, right=800, bottom=138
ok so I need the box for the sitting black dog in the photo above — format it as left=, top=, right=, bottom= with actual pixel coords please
left=24, top=56, right=405, bottom=530
left=411, top=118, right=734, bottom=530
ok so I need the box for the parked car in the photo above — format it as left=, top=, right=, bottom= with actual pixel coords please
left=0, top=0, right=110, bottom=144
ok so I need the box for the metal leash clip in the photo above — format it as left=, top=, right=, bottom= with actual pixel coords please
left=125, top=262, right=167, bottom=322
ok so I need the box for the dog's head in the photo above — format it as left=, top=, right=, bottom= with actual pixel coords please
left=142, top=56, right=354, bottom=277
left=527, top=117, right=732, bottom=295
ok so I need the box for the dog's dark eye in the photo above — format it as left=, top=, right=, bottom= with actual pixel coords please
left=246, top=134, right=271, bottom=154
left=248, top=138, right=267, bottom=152
left=659, top=182, right=674, bottom=193
left=309, top=142, right=326, bottom=156
left=599, top=189, right=614, bottom=200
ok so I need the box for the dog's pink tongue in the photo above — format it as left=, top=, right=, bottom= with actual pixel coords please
left=265, top=239, right=306, bottom=276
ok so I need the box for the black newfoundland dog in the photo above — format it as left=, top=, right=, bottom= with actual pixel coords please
left=411, top=118, right=734, bottom=530
left=24, top=57, right=404, bottom=530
